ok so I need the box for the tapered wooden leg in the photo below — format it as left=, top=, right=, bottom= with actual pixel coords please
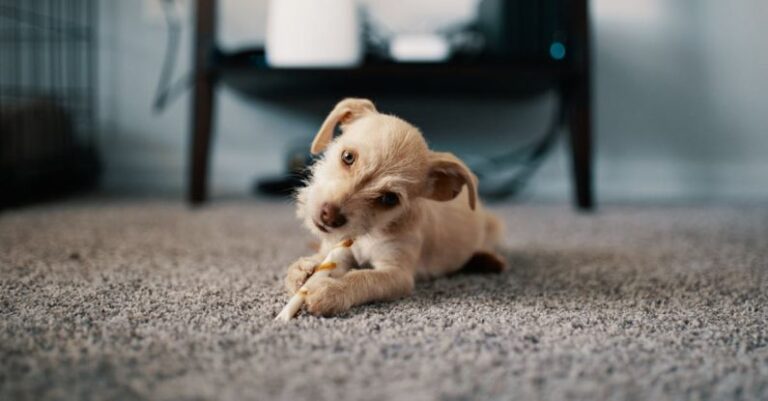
left=189, top=75, right=214, bottom=205
left=567, top=0, right=594, bottom=211
left=189, top=0, right=217, bottom=205
left=567, top=76, right=594, bottom=210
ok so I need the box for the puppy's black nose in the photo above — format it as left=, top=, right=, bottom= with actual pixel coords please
left=320, top=203, right=347, bottom=228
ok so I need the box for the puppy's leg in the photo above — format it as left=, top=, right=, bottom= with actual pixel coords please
left=460, top=251, right=508, bottom=274
left=284, top=254, right=323, bottom=295
left=304, top=267, right=414, bottom=316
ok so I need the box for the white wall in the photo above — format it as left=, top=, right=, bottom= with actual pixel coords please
left=97, top=0, right=768, bottom=201
left=592, top=0, right=768, bottom=200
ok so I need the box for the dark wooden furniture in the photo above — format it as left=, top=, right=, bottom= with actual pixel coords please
left=188, top=0, right=594, bottom=210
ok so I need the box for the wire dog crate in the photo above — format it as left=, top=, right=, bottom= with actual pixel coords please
left=0, top=0, right=100, bottom=207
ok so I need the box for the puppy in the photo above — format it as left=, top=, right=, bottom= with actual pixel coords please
left=286, top=98, right=506, bottom=316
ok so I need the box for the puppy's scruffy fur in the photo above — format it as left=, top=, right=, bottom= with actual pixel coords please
left=286, top=98, right=506, bottom=316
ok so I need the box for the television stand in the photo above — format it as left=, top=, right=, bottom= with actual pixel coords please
left=188, top=0, right=594, bottom=210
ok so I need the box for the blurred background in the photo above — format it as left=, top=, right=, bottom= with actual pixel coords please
left=2, top=0, right=767, bottom=208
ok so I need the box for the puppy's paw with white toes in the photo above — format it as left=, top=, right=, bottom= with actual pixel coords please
left=304, top=277, right=351, bottom=317
left=284, top=257, right=317, bottom=295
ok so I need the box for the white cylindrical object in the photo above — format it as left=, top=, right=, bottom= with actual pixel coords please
left=274, top=270, right=332, bottom=321
left=266, top=0, right=363, bottom=68
left=275, top=239, right=354, bottom=321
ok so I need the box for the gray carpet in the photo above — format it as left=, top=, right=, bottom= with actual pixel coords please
left=1, top=200, right=767, bottom=401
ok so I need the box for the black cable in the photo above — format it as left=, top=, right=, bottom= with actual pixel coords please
left=152, top=0, right=192, bottom=113
left=471, top=95, right=564, bottom=199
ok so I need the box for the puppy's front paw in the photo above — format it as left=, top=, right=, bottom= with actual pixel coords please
left=284, top=257, right=317, bottom=295
left=304, top=277, right=351, bottom=317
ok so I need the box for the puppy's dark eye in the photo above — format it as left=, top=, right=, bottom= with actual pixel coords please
left=341, top=150, right=356, bottom=166
left=378, top=192, right=399, bottom=207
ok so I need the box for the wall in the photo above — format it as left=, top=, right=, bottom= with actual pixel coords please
left=97, top=0, right=768, bottom=201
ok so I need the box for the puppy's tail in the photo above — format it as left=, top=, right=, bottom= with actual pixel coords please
left=483, top=212, right=504, bottom=249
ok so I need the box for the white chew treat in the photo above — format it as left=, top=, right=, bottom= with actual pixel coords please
left=275, top=239, right=354, bottom=321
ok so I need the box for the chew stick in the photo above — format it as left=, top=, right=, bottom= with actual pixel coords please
left=275, top=239, right=354, bottom=321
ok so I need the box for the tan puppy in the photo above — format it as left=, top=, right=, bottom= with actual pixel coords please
left=286, top=98, right=506, bottom=316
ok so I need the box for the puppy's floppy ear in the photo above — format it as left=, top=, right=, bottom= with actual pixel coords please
left=310, top=98, right=377, bottom=154
left=424, top=151, right=477, bottom=210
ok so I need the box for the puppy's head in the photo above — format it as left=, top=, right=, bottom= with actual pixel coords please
left=296, top=98, right=477, bottom=238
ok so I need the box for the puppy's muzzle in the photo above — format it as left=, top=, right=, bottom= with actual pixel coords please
left=319, top=203, right=347, bottom=229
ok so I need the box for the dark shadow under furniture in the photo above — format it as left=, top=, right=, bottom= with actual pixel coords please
left=189, top=0, right=594, bottom=210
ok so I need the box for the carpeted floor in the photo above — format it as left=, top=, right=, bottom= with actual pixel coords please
left=1, top=200, right=767, bottom=401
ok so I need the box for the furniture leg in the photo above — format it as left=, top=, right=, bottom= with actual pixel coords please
left=567, top=75, right=594, bottom=210
left=567, top=0, right=594, bottom=211
left=189, top=0, right=217, bottom=205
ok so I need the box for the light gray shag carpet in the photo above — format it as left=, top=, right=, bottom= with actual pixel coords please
left=1, top=200, right=767, bottom=401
